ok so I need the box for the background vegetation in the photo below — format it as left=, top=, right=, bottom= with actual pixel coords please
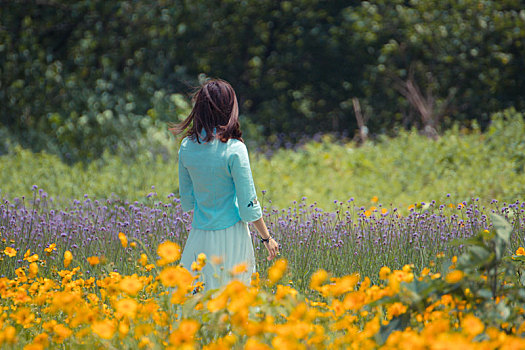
left=1, top=109, right=524, bottom=210
left=1, top=0, right=524, bottom=163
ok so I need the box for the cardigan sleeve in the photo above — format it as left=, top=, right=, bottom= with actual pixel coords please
left=229, top=142, right=262, bottom=223
left=178, top=148, right=195, bottom=212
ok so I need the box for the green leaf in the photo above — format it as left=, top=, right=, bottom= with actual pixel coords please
left=490, top=213, right=512, bottom=243
left=376, top=312, right=411, bottom=345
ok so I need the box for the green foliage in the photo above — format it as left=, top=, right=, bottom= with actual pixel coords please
left=1, top=0, right=524, bottom=161
left=374, top=214, right=525, bottom=340
left=1, top=109, right=524, bottom=210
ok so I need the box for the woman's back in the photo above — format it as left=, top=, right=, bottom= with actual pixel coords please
left=179, top=134, right=261, bottom=231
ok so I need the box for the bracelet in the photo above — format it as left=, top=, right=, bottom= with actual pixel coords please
left=260, top=236, right=272, bottom=243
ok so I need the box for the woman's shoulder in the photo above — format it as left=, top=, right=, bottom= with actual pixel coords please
left=227, top=138, right=247, bottom=152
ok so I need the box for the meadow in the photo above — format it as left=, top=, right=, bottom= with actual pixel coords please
left=1, top=109, right=524, bottom=210
left=1, top=109, right=525, bottom=348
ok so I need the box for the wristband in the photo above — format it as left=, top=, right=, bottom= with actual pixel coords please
left=260, top=236, right=272, bottom=244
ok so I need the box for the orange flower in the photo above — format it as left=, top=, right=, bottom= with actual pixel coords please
left=379, top=266, right=391, bottom=280
left=28, top=262, right=38, bottom=278
left=119, top=275, right=143, bottom=296
left=157, top=241, right=181, bottom=266
left=44, top=243, right=56, bottom=255
left=445, top=270, right=464, bottom=284
left=268, top=259, right=287, bottom=285
left=4, top=247, right=16, bottom=257
left=92, top=319, right=116, bottom=340
left=310, top=269, right=328, bottom=291
left=231, top=262, right=248, bottom=275
left=160, top=266, right=194, bottom=289
left=24, top=249, right=39, bottom=263
left=371, top=196, right=379, bottom=203
left=516, top=247, right=525, bottom=256
left=87, top=256, right=100, bottom=266
left=462, top=314, right=484, bottom=337
left=64, top=251, right=73, bottom=268
left=118, top=232, right=128, bottom=248
left=169, top=320, right=200, bottom=346
left=115, top=298, right=138, bottom=319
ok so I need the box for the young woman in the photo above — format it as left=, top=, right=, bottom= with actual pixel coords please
left=170, top=79, right=279, bottom=291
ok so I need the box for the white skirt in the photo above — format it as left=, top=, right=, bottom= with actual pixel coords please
left=180, top=220, right=256, bottom=292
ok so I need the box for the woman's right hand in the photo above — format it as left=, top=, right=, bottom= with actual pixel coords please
left=264, top=238, right=280, bottom=261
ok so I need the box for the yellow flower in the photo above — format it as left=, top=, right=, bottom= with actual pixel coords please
left=371, top=196, right=379, bottom=203
left=64, top=251, right=73, bottom=268
left=28, top=262, right=39, bottom=278
left=379, top=266, right=391, bottom=280
left=408, top=204, right=415, bottom=211
left=310, top=269, right=328, bottom=291
left=4, top=247, right=17, bottom=257
left=118, top=232, right=128, bottom=248
left=370, top=206, right=377, bottom=212
left=462, top=314, right=484, bottom=337
left=231, top=262, right=248, bottom=275
left=516, top=247, right=525, bottom=256
left=445, top=270, right=464, bottom=284
left=160, top=266, right=194, bottom=289
left=87, top=256, right=100, bottom=266
left=139, top=253, right=148, bottom=266
left=92, top=319, right=116, bottom=340
left=130, top=242, right=137, bottom=248
left=381, top=208, right=388, bottom=215
left=387, top=302, right=407, bottom=319
left=364, top=210, right=371, bottom=217
left=119, top=275, right=143, bottom=296
left=23, top=249, right=39, bottom=263
left=115, top=298, right=138, bottom=319
left=44, top=243, right=56, bottom=255
left=268, top=259, right=287, bottom=285
left=157, top=241, right=181, bottom=266
left=169, top=320, right=200, bottom=346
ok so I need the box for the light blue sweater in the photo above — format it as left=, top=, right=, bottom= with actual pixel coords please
left=178, top=134, right=262, bottom=230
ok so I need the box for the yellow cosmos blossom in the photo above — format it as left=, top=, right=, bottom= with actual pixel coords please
left=364, top=210, right=372, bottom=217
left=379, top=266, right=391, bottom=280
left=445, top=270, right=464, bottom=284
left=28, top=262, right=38, bottom=278
left=371, top=196, right=379, bottom=203
left=310, top=269, right=328, bottom=291
left=2, top=325, right=16, bottom=344
left=24, top=249, right=39, bottom=263
left=139, top=253, right=148, bottom=266
left=462, top=314, right=484, bottom=337
left=268, top=259, right=287, bottom=285
left=231, top=262, right=248, bottom=275
left=160, top=266, right=194, bottom=289
left=408, top=204, right=415, bottom=211
left=157, top=241, right=181, bottom=266
left=44, top=243, right=56, bottom=255
left=516, top=247, right=525, bottom=256
left=92, top=319, right=116, bottom=340
left=381, top=208, right=388, bottom=215
left=115, top=298, right=138, bottom=319
left=169, top=319, right=200, bottom=346
left=119, top=275, right=143, bottom=296
left=129, top=242, right=137, bottom=248
left=87, top=256, right=100, bottom=266
left=63, top=250, right=73, bottom=268
left=370, top=206, right=377, bottom=212
left=4, top=247, right=16, bottom=257
left=118, top=232, right=128, bottom=248
left=387, top=302, right=408, bottom=319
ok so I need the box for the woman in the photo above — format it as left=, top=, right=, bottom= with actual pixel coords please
left=170, top=79, right=279, bottom=291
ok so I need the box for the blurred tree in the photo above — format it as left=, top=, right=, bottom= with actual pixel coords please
left=0, top=0, right=524, bottom=161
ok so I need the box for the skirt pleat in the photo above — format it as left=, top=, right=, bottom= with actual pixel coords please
left=180, top=220, right=256, bottom=291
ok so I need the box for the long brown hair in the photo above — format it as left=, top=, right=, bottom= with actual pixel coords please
left=169, top=79, right=243, bottom=143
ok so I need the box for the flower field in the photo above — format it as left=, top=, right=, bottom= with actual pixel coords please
left=1, top=189, right=525, bottom=348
